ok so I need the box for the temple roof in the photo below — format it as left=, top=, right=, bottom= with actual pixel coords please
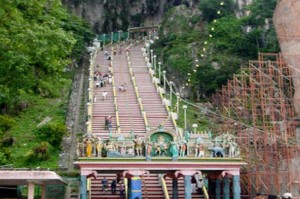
left=0, top=170, right=66, bottom=186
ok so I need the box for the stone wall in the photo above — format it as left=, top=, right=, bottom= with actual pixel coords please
left=273, top=0, right=300, bottom=117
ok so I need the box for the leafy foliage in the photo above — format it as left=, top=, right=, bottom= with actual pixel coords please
left=0, top=115, right=16, bottom=134
left=199, top=0, right=235, bottom=22
left=154, top=1, right=279, bottom=99
left=0, top=0, right=92, bottom=113
left=26, top=141, right=50, bottom=162
left=36, top=123, right=67, bottom=147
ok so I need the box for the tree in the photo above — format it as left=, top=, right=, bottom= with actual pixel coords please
left=0, top=0, right=92, bottom=113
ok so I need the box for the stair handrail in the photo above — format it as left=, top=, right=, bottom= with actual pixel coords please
left=124, top=178, right=128, bottom=199
left=202, top=185, right=209, bottom=199
left=160, top=175, right=170, bottom=199
left=144, top=45, right=181, bottom=138
left=86, top=43, right=98, bottom=134
left=127, top=50, right=149, bottom=129
left=111, top=56, right=120, bottom=133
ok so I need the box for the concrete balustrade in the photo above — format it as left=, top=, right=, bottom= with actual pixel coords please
left=134, top=86, right=139, bottom=98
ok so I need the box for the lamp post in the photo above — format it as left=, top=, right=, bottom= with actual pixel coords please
left=103, top=34, right=106, bottom=46
left=111, top=32, right=113, bottom=45
left=158, top=62, right=162, bottom=84
left=163, top=70, right=166, bottom=92
left=169, top=81, right=173, bottom=107
left=146, top=42, right=150, bottom=57
left=154, top=55, right=157, bottom=74
left=192, top=124, right=198, bottom=134
left=183, top=105, right=188, bottom=130
left=127, top=28, right=130, bottom=41
left=118, top=30, right=121, bottom=42
left=150, top=50, right=153, bottom=66
left=176, top=93, right=180, bottom=114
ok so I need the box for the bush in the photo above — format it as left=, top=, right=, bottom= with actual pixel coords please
left=0, top=115, right=16, bottom=133
left=25, top=142, right=50, bottom=162
left=36, top=123, right=67, bottom=147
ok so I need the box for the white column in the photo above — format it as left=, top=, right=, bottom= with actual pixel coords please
left=183, top=105, right=188, bottom=130
left=27, top=182, right=35, bottom=199
left=163, top=71, right=166, bottom=92
left=169, top=81, right=173, bottom=107
left=158, top=62, right=162, bottom=84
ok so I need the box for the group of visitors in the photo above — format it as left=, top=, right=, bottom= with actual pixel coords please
left=101, top=177, right=125, bottom=197
left=94, top=71, right=112, bottom=88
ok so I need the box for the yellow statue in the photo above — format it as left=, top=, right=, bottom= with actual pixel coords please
left=85, top=138, right=92, bottom=157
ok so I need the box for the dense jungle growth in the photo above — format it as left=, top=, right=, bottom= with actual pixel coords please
left=154, top=0, right=279, bottom=99
left=0, top=0, right=93, bottom=167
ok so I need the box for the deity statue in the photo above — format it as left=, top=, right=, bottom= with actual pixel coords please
left=179, top=140, right=187, bottom=157
left=184, top=130, right=190, bottom=142
left=195, top=142, right=205, bottom=157
left=228, top=139, right=239, bottom=157
left=85, top=138, right=92, bottom=157
left=146, top=142, right=153, bottom=157
left=105, top=140, right=116, bottom=152
left=195, top=137, right=205, bottom=157
left=169, top=141, right=179, bottom=158
left=155, top=135, right=168, bottom=156
left=133, top=135, right=143, bottom=156
left=95, top=138, right=102, bottom=157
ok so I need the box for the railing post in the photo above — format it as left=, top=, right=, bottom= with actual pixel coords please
left=153, top=55, right=157, bottom=75
left=158, top=62, right=162, bottom=84
left=103, top=34, right=106, bottom=46
left=163, top=70, right=166, bottom=93
left=169, top=81, right=173, bottom=107
left=127, top=29, right=130, bottom=41
left=111, top=32, right=113, bottom=45
left=150, top=49, right=153, bottom=66
left=176, top=93, right=180, bottom=115
left=118, top=30, right=121, bottom=42
left=183, top=105, right=188, bottom=130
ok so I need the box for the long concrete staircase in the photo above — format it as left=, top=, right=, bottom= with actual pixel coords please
left=89, top=43, right=179, bottom=198
left=129, top=47, right=174, bottom=129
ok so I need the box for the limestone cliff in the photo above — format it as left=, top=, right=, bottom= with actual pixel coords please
left=62, top=0, right=170, bottom=33
left=273, top=0, right=300, bottom=117
left=61, top=0, right=206, bottom=33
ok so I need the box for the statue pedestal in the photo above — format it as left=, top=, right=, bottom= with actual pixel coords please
left=146, top=156, right=152, bottom=161
left=172, top=156, right=178, bottom=161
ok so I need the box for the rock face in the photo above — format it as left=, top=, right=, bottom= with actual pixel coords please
left=62, top=0, right=204, bottom=33
left=273, top=0, right=300, bottom=116
left=62, top=0, right=170, bottom=33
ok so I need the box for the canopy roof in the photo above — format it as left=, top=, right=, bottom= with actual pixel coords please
left=0, top=170, right=66, bottom=186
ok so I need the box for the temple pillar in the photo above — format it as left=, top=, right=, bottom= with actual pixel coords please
left=233, top=174, right=241, bottom=199
left=80, top=170, right=97, bottom=199
left=172, top=178, right=178, bottom=199
left=222, top=170, right=241, bottom=199
left=41, top=182, right=46, bottom=199
left=130, top=176, right=142, bottom=199
left=215, top=178, right=221, bottom=199
left=27, top=182, right=35, bottom=199
left=175, top=170, right=201, bottom=199
left=123, top=170, right=149, bottom=199
left=80, top=175, right=87, bottom=199
left=223, top=176, right=230, bottom=199
left=184, top=175, right=192, bottom=199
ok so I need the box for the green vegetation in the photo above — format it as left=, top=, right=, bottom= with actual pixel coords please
left=153, top=0, right=279, bottom=100
left=0, top=0, right=93, bottom=168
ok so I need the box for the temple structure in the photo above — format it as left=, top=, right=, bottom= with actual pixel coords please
left=75, top=33, right=246, bottom=199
